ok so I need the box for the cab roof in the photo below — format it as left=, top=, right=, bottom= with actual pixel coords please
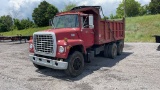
left=56, top=12, right=85, bottom=16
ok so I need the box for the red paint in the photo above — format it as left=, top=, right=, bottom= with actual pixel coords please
left=56, top=39, right=86, bottom=58
left=29, top=6, right=125, bottom=59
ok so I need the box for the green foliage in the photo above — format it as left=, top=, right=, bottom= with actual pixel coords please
left=116, top=0, right=141, bottom=17
left=14, top=19, right=22, bottom=30
left=14, top=18, right=34, bottom=30
left=102, top=16, right=109, bottom=20
left=110, top=14, right=119, bottom=19
left=21, top=19, right=34, bottom=29
left=149, top=0, right=160, bottom=14
left=110, top=14, right=115, bottom=19
left=139, top=5, right=149, bottom=15
left=32, top=1, right=58, bottom=27
left=125, top=14, right=160, bottom=42
left=0, top=15, right=13, bottom=32
left=63, top=3, right=77, bottom=11
left=0, top=26, right=51, bottom=36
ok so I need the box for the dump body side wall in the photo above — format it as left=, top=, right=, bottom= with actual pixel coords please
left=97, top=19, right=125, bottom=45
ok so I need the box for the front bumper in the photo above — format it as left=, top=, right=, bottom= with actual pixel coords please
left=29, top=54, right=68, bottom=70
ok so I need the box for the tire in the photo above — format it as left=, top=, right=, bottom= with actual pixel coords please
left=33, top=63, right=46, bottom=69
left=65, top=51, right=84, bottom=77
left=108, top=43, right=117, bottom=59
left=117, top=41, right=124, bottom=55
left=104, top=44, right=110, bottom=58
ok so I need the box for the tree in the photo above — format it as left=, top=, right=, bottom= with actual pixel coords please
left=116, top=0, right=141, bottom=17
left=13, top=19, right=22, bottom=30
left=149, top=0, right=160, bottom=14
left=21, top=18, right=34, bottom=29
left=102, top=16, right=109, bottom=20
left=32, top=1, right=58, bottom=27
left=110, top=14, right=119, bottom=19
left=110, top=14, right=115, bottom=19
left=0, top=15, right=13, bottom=32
left=139, top=5, right=149, bottom=16
left=14, top=18, right=34, bottom=30
left=63, top=3, right=77, bottom=11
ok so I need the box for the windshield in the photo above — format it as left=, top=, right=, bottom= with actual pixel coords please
left=52, top=14, right=79, bottom=28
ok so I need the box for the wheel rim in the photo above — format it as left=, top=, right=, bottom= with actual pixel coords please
left=73, top=57, right=82, bottom=70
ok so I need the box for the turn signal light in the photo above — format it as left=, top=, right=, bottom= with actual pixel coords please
left=64, top=38, right=68, bottom=42
left=30, top=36, right=33, bottom=40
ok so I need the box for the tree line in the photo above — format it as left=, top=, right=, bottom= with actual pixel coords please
left=110, top=0, right=160, bottom=19
left=0, top=0, right=160, bottom=32
left=0, top=1, right=59, bottom=32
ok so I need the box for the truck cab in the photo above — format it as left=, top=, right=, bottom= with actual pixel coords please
left=51, top=13, right=95, bottom=48
left=29, top=6, right=125, bottom=77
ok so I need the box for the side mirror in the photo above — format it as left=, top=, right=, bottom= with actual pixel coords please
left=89, top=15, right=94, bottom=29
left=49, top=18, right=56, bottom=29
left=49, top=19, right=52, bottom=26
left=89, top=25, right=94, bottom=29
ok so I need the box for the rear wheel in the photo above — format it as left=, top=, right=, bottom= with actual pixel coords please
left=33, top=63, right=46, bottom=69
left=104, top=44, right=110, bottom=58
left=117, top=41, right=124, bottom=55
left=65, top=51, right=84, bottom=77
left=108, top=43, right=117, bottom=59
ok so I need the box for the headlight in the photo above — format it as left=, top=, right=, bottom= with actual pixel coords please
left=59, top=46, right=65, bottom=53
left=29, top=44, right=33, bottom=49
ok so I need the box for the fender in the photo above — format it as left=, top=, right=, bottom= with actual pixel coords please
left=56, top=39, right=86, bottom=59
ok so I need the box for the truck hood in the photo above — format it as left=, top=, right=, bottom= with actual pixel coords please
left=44, top=28, right=80, bottom=33
left=37, top=28, right=80, bottom=40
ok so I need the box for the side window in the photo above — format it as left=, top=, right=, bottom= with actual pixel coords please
left=81, top=16, right=89, bottom=28
left=83, top=17, right=89, bottom=28
left=75, top=15, right=79, bottom=27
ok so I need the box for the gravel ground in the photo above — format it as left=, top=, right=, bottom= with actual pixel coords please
left=0, top=41, right=160, bottom=90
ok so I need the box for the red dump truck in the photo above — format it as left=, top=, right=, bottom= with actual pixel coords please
left=29, top=6, right=125, bottom=77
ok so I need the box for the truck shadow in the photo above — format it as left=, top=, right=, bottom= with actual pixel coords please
left=36, top=52, right=133, bottom=81
left=157, top=45, right=160, bottom=51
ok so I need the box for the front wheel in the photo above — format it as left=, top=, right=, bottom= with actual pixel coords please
left=65, top=51, right=84, bottom=77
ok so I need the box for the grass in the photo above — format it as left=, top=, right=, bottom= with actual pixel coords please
left=0, top=26, right=51, bottom=36
left=125, top=14, right=160, bottom=42
left=0, top=14, right=160, bottom=42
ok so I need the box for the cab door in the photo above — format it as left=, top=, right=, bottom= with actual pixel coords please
left=81, top=15, right=94, bottom=48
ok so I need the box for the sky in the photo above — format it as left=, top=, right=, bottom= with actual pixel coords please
left=0, top=0, right=151, bottom=19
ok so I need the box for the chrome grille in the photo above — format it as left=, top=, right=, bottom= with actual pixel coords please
left=34, top=34, right=54, bottom=54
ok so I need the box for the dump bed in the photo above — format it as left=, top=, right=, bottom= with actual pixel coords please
left=98, top=19, right=125, bottom=44
left=71, top=6, right=125, bottom=45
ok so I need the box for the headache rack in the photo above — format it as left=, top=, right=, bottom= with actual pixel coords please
left=71, top=6, right=101, bottom=11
